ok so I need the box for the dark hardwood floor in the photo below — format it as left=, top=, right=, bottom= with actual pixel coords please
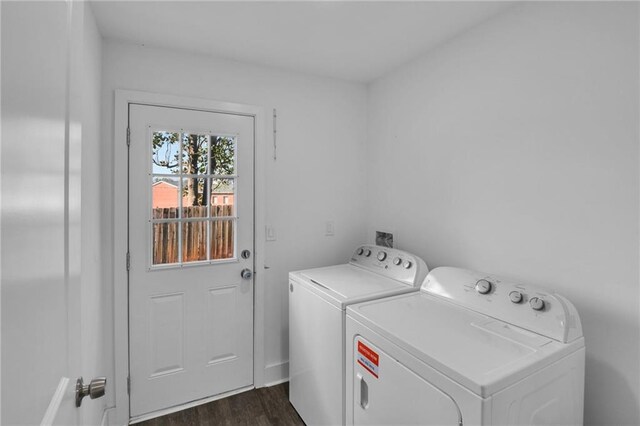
left=137, top=382, right=305, bottom=426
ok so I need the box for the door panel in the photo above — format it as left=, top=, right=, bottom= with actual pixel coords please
left=149, top=292, right=185, bottom=377
left=128, top=104, right=254, bottom=417
left=2, top=1, right=85, bottom=425
left=206, top=286, right=240, bottom=363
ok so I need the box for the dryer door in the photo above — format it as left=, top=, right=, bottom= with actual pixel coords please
left=352, top=337, right=462, bottom=425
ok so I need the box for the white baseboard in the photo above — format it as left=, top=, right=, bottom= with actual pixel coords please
left=263, top=361, right=289, bottom=387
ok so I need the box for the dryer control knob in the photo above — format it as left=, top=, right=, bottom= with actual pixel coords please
left=530, top=297, right=545, bottom=311
left=509, top=291, right=523, bottom=304
left=357, top=248, right=364, bottom=256
left=393, top=257, right=402, bottom=266
left=475, top=279, right=493, bottom=294
left=403, top=260, right=412, bottom=269
left=377, top=251, right=387, bottom=261
left=364, top=249, right=372, bottom=257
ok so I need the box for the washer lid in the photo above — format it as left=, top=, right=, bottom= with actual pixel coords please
left=347, top=292, right=585, bottom=397
left=292, top=264, right=417, bottom=309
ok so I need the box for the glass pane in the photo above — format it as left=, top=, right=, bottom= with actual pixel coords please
left=182, top=133, right=209, bottom=175
left=182, top=177, right=208, bottom=215
left=182, top=221, right=208, bottom=262
left=152, top=177, right=180, bottom=219
left=210, top=179, right=234, bottom=217
left=152, top=131, right=180, bottom=174
left=153, top=222, right=179, bottom=265
left=211, top=136, right=235, bottom=175
left=210, top=219, right=234, bottom=260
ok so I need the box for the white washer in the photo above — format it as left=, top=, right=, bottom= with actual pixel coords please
left=346, top=267, right=585, bottom=426
left=289, top=245, right=429, bottom=426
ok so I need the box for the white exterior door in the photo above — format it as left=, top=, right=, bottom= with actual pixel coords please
left=128, top=104, right=255, bottom=417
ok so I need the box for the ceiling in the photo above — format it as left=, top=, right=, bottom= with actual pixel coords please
left=91, top=1, right=514, bottom=83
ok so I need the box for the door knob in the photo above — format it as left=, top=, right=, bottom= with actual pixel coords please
left=241, top=268, right=253, bottom=280
left=75, top=377, right=106, bottom=407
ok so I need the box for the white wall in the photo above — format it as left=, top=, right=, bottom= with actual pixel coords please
left=101, top=40, right=368, bottom=393
left=366, top=2, right=639, bottom=425
left=81, top=4, right=107, bottom=425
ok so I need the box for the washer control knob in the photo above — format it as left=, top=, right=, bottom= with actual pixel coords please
left=377, top=251, right=387, bottom=261
left=356, top=248, right=364, bottom=256
left=393, top=257, right=402, bottom=266
left=509, top=291, right=523, bottom=304
left=364, top=249, right=372, bottom=257
left=475, top=279, right=493, bottom=295
left=402, top=260, right=412, bottom=269
left=530, top=297, right=545, bottom=311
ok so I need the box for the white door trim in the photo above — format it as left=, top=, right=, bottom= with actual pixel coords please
left=113, top=89, right=267, bottom=425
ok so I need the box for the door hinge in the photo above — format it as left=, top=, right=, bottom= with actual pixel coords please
left=272, top=108, right=277, bottom=161
left=126, top=252, right=131, bottom=271
left=127, top=376, right=131, bottom=395
left=126, top=126, right=131, bottom=147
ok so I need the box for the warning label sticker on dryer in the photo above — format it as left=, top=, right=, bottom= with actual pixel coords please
left=357, top=340, right=379, bottom=378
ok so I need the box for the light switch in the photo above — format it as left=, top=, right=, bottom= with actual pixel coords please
left=266, top=225, right=276, bottom=241
left=325, top=221, right=335, bottom=236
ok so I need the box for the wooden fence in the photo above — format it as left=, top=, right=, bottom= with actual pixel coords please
left=153, top=205, right=234, bottom=264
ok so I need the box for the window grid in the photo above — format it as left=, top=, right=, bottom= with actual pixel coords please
left=150, top=130, right=237, bottom=267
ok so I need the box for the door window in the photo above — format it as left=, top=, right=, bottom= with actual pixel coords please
left=151, top=131, right=237, bottom=266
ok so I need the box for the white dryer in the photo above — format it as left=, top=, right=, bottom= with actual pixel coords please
left=289, top=245, right=429, bottom=426
left=346, top=267, right=585, bottom=426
